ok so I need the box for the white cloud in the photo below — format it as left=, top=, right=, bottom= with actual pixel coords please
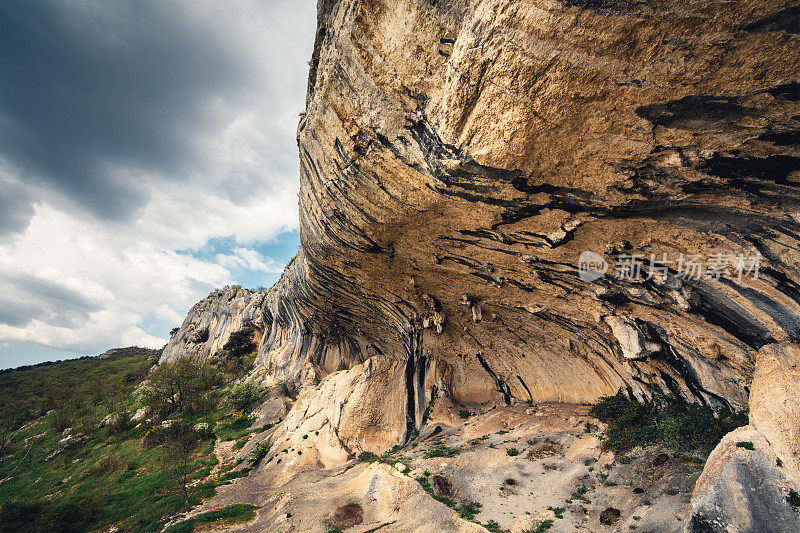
left=215, top=247, right=283, bottom=273
left=0, top=1, right=315, bottom=361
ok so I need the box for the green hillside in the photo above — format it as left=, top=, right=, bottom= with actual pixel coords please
left=0, top=346, right=262, bottom=532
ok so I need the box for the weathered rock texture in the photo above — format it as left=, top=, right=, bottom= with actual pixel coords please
left=160, top=287, right=265, bottom=363
left=686, top=342, right=800, bottom=532
left=251, top=0, right=800, bottom=444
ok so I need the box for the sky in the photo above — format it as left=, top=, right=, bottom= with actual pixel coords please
left=0, top=0, right=317, bottom=368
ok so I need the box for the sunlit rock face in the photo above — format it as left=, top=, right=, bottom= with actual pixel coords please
left=160, top=287, right=265, bottom=364
left=253, top=0, right=800, bottom=437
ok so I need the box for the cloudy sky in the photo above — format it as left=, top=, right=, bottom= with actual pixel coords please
left=0, top=0, right=317, bottom=368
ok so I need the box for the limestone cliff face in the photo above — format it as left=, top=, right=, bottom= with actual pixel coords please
left=160, top=287, right=265, bottom=363
left=252, top=0, right=800, bottom=441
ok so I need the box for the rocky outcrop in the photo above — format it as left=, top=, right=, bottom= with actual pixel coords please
left=160, top=286, right=265, bottom=364
left=251, top=0, right=800, bottom=447
left=158, top=1, right=800, bottom=529
left=686, top=342, right=800, bottom=532
left=686, top=426, right=800, bottom=533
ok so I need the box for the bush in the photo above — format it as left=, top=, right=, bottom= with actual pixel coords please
left=224, top=411, right=254, bottom=431
left=357, top=451, right=379, bottom=463
left=525, top=520, right=554, bottom=533
left=192, top=327, right=210, bottom=343
left=246, top=441, right=270, bottom=466
left=424, top=444, right=459, bottom=459
left=143, top=426, right=166, bottom=448
left=506, top=448, right=519, bottom=456
left=589, top=392, right=747, bottom=452
left=223, top=328, right=256, bottom=359
left=229, top=382, right=265, bottom=411
left=459, top=501, right=482, bottom=520
left=50, top=407, right=75, bottom=432
left=106, top=410, right=133, bottom=436
left=138, top=357, right=221, bottom=417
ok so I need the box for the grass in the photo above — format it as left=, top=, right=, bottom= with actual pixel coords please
left=164, top=504, right=259, bottom=532
left=484, top=520, right=509, bottom=533
left=525, top=520, right=554, bottom=533
left=416, top=474, right=482, bottom=521
left=423, top=444, right=459, bottom=459
left=0, top=347, right=264, bottom=533
left=589, top=392, right=747, bottom=452
left=459, top=501, right=482, bottom=520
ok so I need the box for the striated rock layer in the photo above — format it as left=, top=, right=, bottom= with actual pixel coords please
left=250, top=0, right=800, bottom=442
left=160, top=287, right=266, bottom=364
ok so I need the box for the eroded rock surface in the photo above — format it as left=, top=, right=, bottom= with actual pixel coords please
left=185, top=402, right=708, bottom=532
left=165, top=0, right=800, bottom=530
left=686, top=343, right=800, bottom=532
left=160, top=287, right=265, bottom=364
left=251, top=0, right=800, bottom=449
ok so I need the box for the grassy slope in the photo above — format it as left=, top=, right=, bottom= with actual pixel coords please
left=0, top=348, right=247, bottom=533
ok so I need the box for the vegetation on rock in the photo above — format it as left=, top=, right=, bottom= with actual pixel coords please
left=590, top=392, right=747, bottom=452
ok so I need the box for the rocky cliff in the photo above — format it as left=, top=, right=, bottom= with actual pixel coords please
left=164, top=1, right=800, bottom=530
left=160, top=286, right=265, bottom=364
left=253, top=0, right=799, bottom=437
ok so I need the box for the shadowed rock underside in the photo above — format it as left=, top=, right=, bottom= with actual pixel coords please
left=247, top=0, right=799, bottom=447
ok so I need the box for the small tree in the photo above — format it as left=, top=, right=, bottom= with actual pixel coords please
left=162, top=422, right=200, bottom=506
left=223, top=327, right=256, bottom=359
left=221, top=327, right=256, bottom=374
left=140, top=356, right=221, bottom=418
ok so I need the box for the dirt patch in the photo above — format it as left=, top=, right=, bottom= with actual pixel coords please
left=329, top=502, right=363, bottom=529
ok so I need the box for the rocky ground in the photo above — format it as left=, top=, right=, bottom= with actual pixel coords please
left=174, top=397, right=709, bottom=533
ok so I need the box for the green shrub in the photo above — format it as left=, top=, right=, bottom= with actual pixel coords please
left=525, top=520, right=554, bottom=533
left=589, top=392, right=746, bottom=452
left=358, top=451, right=379, bottom=463
left=138, top=356, right=222, bottom=417
left=735, top=441, right=755, bottom=451
left=193, top=327, right=210, bottom=343
left=229, top=382, right=265, bottom=411
left=459, top=501, right=482, bottom=520
left=506, top=447, right=519, bottom=456
left=223, top=328, right=256, bottom=359
left=458, top=409, right=471, bottom=419
left=247, top=441, right=270, bottom=466
left=484, top=520, right=509, bottom=533
left=224, top=411, right=254, bottom=431
left=788, top=489, right=800, bottom=507
left=423, top=444, right=459, bottom=459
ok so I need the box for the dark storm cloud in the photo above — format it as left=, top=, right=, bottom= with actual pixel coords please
left=0, top=0, right=249, bottom=226
left=0, top=177, right=34, bottom=236
left=0, top=272, right=102, bottom=328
